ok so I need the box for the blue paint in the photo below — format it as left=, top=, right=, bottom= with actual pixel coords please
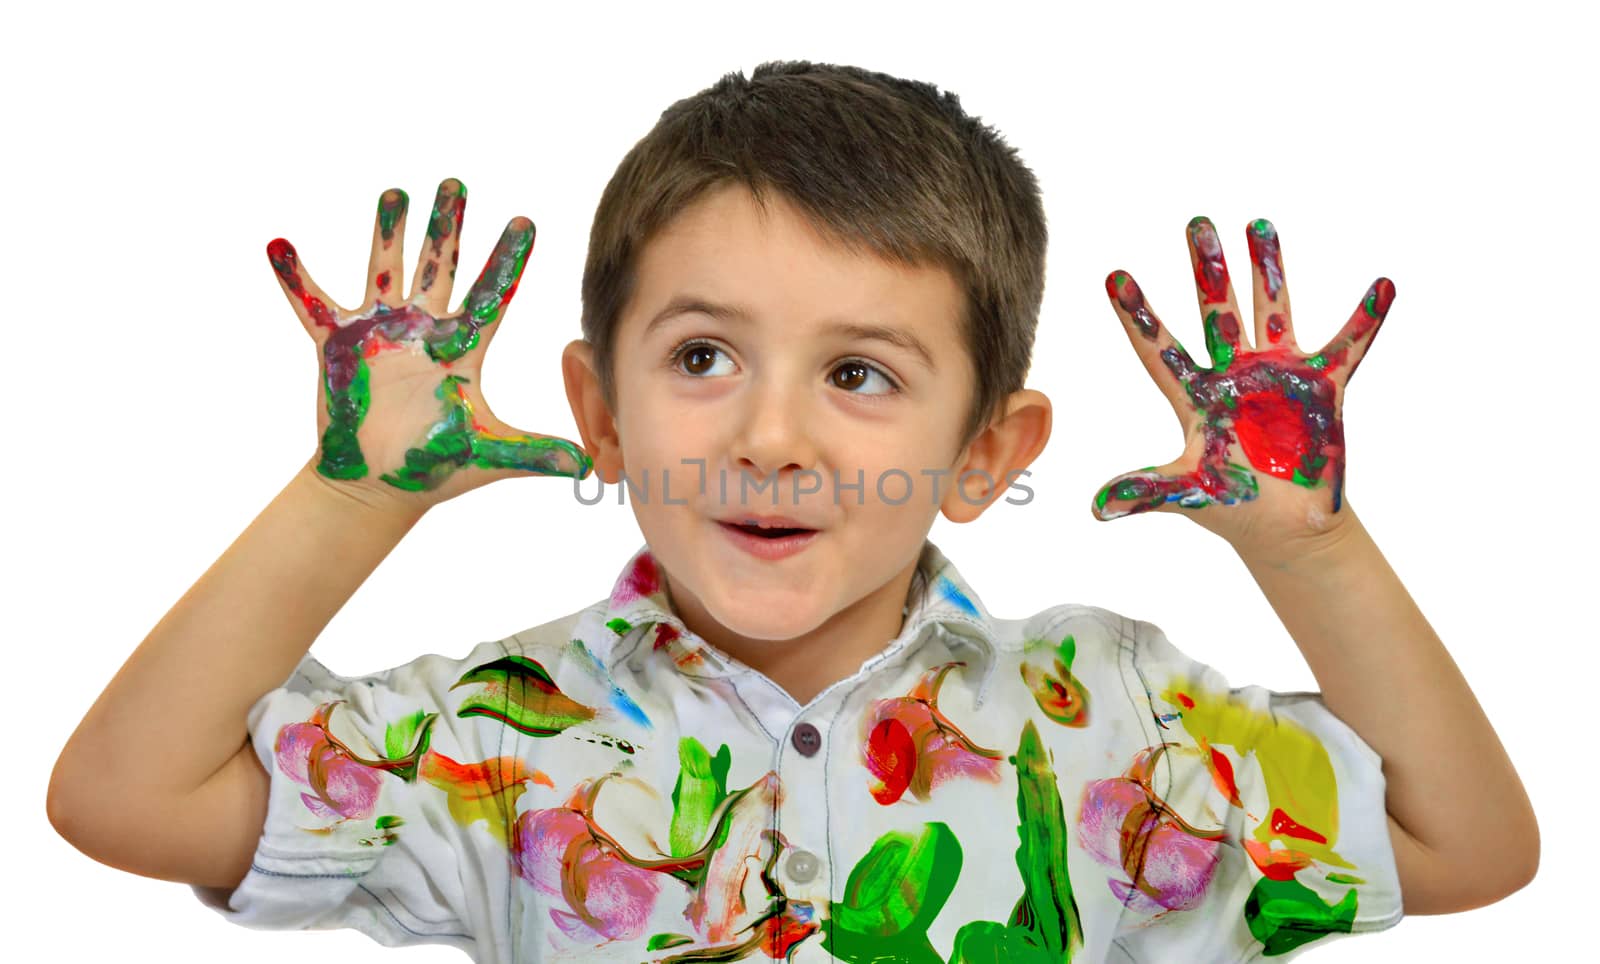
left=937, top=575, right=979, bottom=618
left=569, top=638, right=654, bottom=730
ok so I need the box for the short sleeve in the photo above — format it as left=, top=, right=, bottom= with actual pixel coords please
left=1109, top=618, right=1404, bottom=961
left=189, top=646, right=503, bottom=958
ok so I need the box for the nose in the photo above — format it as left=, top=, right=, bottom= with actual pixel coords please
left=729, top=376, right=819, bottom=496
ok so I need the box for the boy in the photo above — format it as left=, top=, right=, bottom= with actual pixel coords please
left=48, top=61, right=1536, bottom=962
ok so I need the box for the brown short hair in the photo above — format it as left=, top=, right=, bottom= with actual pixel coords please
left=580, top=60, right=1047, bottom=453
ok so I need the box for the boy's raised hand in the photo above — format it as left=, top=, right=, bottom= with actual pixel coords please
left=1090, top=217, right=1394, bottom=558
left=269, top=179, right=592, bottom=511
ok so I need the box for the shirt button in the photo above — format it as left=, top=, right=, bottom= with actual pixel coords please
left=785, top=849, right=820, bottom=883
left=790, top=722, right=822, bottom=757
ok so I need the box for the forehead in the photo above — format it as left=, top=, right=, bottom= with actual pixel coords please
left=619, top=183, right=967, bottom=354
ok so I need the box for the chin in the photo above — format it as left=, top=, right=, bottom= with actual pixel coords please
left=701, top=595, right=823, bottom=642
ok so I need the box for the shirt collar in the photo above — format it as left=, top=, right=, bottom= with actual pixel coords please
left=590, top=538, right=1002, bottom=681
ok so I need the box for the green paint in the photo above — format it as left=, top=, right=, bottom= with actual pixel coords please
left=1203, top=309, right=1234, bottom=371
left=1244, top=875, right=1358, bottom=956
left=951, top=720, right=1083, bottom=961
left=1009, top=720, right=1082, bottom=956
left=1306, top=353, right=1327, bottom=370
left=1325, top=872, right=1366, bottom=885
left=669, top=738, right=731, bottom=857
left=428, top=180, right=466, bottom=246
left=384, top=708, right=434, bottom=762
left=1221, top=462, right=1259, bottom=500
left=648, top=933, right=696, bottom=950
left=823, top=822, right=962, bottom=963
left=606, top=617, right=634, bottom=635
left=377, top=375, right=592, bottom=491
left=450, top=653, right=597, bottom=737
left=461, top=221, right=535, bottom=327
left=317, top=350, right=373, bottom=480
left=378, top=189, right=408, bottom=242
left=827, top=722, right=1083, bottom=963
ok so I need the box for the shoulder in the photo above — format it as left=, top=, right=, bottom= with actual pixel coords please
left=297, top=598, right=612, bottom=706
left=991, top=600, right=1143, bottom=664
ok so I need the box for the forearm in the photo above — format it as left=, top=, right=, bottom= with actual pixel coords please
left=1235, top=505, right=1538, bottom=879
left=50, top=462, right=425, bottom=808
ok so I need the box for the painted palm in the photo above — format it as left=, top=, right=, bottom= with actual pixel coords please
left=267, top=179, right=590, bottom=497
left=1092, top=217, right=1394, bottom=553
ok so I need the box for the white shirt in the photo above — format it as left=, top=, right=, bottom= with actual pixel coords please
left=192, top=538, right=1403, bottom=961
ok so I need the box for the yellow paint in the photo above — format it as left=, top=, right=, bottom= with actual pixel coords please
left=1158, top=673, right=1358, bottom=870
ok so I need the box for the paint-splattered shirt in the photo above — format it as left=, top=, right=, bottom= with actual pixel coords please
left=192, top=539, right=1404, bottom=962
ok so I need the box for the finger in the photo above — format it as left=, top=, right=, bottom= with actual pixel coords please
left=410, top=178, right=467, bottom=314
left=1186, top=216, right=1250, bottom=367
left=1091, top=429, right=1254, bottom=522
left=374, top=377, right=594, bottom=490
left=460, top=216, right=536, bottom=325
left=1310, top=278, right=1395, bottom=387
left=422, top=217, right=536, bottom=364
left=266, top=238, right=342, bottom=337
left=1245, top=218, right=1297, bottom=352
left=1090, top=456, right=1216, bottom=522
left=1104, top=270, right=1207, bottom=428
left=471, top=424, right=595, bottom=481
left=364, top=187, right=409, bottom=309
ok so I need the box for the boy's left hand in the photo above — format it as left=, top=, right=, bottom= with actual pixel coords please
left=1090, top=217, right=1395, bottom=562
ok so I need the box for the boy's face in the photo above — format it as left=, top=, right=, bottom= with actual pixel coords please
left=565, top=182, right=1043, bottom=645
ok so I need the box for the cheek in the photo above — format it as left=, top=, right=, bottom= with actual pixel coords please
left=835, top=427, right=953, bottom=483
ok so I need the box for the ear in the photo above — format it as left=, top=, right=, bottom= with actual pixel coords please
left=561, top=338, right=626, bottom=484
left=940, top=388, right=1052, bottom=523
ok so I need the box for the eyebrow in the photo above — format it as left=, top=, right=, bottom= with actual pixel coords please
left=642, top=294, right=938, bottom=371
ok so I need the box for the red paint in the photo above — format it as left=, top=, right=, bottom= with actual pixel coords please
left=1189, top=218, right=1231, bottom=304
left=614, top=551, right=662, bottom=605
left=1202, top=740, right=1243, bottom=808
left=377, top=270, right=392, bottom=294
left=652, top=622, right=680, bottom=652
left=1232, top=391, right=1315, bottom=481
left=866, top=718, right=916, bottom=804
left=267, top=238, right=337, bottom=330
left=1243, top=838, right=1314, bottom=880
left=1270, top=806, right=1328, bottom=845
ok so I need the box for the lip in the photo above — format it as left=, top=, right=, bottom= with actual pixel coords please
left=716, top=519, right=821, bottom=561
left=715, top=513, right=819, bottom=529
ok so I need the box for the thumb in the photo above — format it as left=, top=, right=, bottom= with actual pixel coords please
left=1090, top=455, right=1210, bottom=522
left=469, top=414, right=594, bottom=482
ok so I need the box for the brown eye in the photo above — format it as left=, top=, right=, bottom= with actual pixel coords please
left=670, top=340, right=734, bottom=378
left=833, top=362, right=867, bottom=390
left=831, top=359, right=898, bottom=396
left=684, top=345, right=716, bottom=375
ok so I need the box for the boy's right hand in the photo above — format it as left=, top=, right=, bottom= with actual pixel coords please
left=269, top=178, right=592, bottom=514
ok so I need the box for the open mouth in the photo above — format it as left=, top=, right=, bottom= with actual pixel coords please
left=721, top=522, right=815, bottom=539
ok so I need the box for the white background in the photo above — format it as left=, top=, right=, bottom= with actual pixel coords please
left=9, top=0, right=1591, bottom=960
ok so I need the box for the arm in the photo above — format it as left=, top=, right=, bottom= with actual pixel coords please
left=1235, top=506, right=1539, bottom=913
left=47, top=178, right=588, bottom=889
left=47, top=463, right=424, bottom=884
